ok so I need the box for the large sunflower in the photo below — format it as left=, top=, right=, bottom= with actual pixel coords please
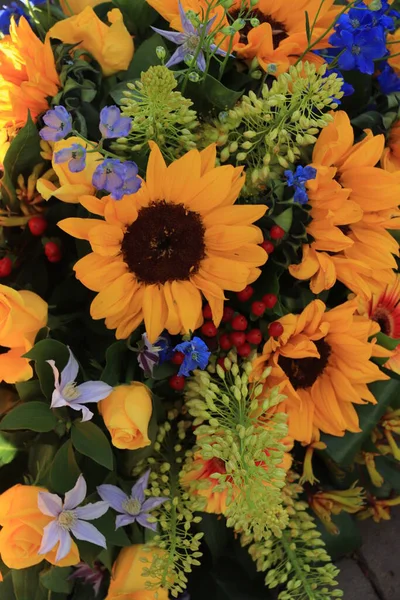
left=59, top=143, right=267, bottom=342
left=381, top=120, right=400, bottom=173
left=289, top=111, right=400, bottom=297
left=252, top=300, right=389, bottom=444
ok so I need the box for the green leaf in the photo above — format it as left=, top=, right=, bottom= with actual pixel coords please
left=124, top=34, right=168, bottom=81
left=0, top=433, right=17, bottom=466
left=0, top=112, right=42, bottom=212
left=71, top=421, right=113, bottom=470
left=0, top=402, right=57, bottom=433
left=322, top=377, right=400, bottom=466
left=374, top=455, right=400, bottom=492
left=101, top=340, right=131, bottom=386
left=28, top=433, right=59, bottom=487
left=0, top=573, right=16, bottom=600
left=40, top=567, right=73, bottom=594
left=318, top=512, right=362, bottom=561
left=95, top=511, right=131, bottom=547
left=15, top=380, right=45, bottom=403
left=113, top=0, right=158, bottom=35
left=305, top=11, right=311, bottom=44
left=50, top=440, right=81, bottom=494
left=272, top=207, right=293, bottom=232
left=12, top=565, right=46, bottom=600
left=375, top=332, right=400, bottom=351
left=24, top=340, right=70, bottom=401
left=202, top=74, right=243, bottom=111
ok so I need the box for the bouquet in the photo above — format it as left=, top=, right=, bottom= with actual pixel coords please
left=0, top=0, right=399, bottom=598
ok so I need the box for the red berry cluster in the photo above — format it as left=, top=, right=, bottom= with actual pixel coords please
left=259, top=225, right=285, bottom=256
left=44, top=241, right=62, bottom=263
left=0, top=256, right=12, bottom=278
left=28, top=216, right=47, bottom=237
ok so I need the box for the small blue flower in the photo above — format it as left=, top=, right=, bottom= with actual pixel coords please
left=285, top=165, right=317, bottom=205
left=377, top=62, right=400, bottom=94
left=54, top=143, right=87, bottom=173
left=0, top=2, right=24, bottom=34
left=173, top=336, right=210, bottom=377
left=40, top=106, right=72, bottom=142
left=329, top=27, right=387, bottom=75
left=99, top=106, right=132, bottom=139
left=336, top=2, right=395, bottom=33
left=114, top=161, right=142, bottom=200
left=92, top=159, right=141, bottom=201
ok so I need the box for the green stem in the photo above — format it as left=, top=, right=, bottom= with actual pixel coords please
left=280, top=532, right=317, bottom=600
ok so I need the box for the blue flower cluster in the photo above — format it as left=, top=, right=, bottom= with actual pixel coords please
left=285, top=165, right=317, bottom=205
left=0, top=0, right=44, bottom=34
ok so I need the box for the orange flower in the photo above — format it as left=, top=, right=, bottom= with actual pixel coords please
left=387, top=26, right=400, bottom=76
left=289, top=111, right=400, bottom=298
left=253, top=299, right=390, bottom=444
left=381, top=120, right=400, bottom=172
left=358, top=495, right=400, bottom=523
left=309, top=485, right=365, bottom=535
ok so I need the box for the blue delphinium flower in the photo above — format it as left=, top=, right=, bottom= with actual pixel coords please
left=92, top=159, right=141, bottom=201
left=336, top=1, right=396, bottom=33
left=38, top=475, right=108, bottom=562
left=152, top=0, right=226, bottom=71
left=173, top=336, right=210, bottom=377
left=97, top=470, right=167, bottom=531
left=0, top=2, right=24, bottom=34
left=114, top=161, right=142, bottom=200
left=54, top=143, right=87, bottom=173
left=377, top=62, right=400, bottom=93
left=285, top=165, right=317, bottom=205
left=40, top=106, right=72, bottom=142
left=99, top=106, right=132, bottom=139
left=329, top=28, right=387, bottom=75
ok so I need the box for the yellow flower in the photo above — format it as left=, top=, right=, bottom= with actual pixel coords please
left=0, top=17, right=59, bottom=131
left=106, top=545, right=168, bottom=600
left=381, top=120, right=400, bottom=173
left=0, top=485, right=79, bottom=569
left=36, top=137, right=102, bottom=204
left=358, top=495, right=400, bottom=523
left=0, top=285, right=47, bottom=384
left=60, top=0, right=104, bottom=16
left=310, top=484, right=365, bottom=535
left=253, top=299, right=390, bottom=444
left=48, top=7, right=134, bottom=77
left=387, top=26, right=400, bottom=76
left=99, top=383, right=152, bottom=450
left=59, top=143, right=267, bottom=343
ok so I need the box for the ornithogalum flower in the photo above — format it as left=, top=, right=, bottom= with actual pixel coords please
left=329, top=27, right=387, bottom=75
left=285, top=165, right=317, bottom=205
left=54, top=143, right=87, bottom=173
left=40, top=106, right=73, bottom=142
left=99, top=106, right=132, bottom=139
left=70, top=562, right=105, bottom=597
left=173, top=336, right=210, bottom=377
left=38, top=475, right=108, bottom=562
left=137, top=332, right=171, bottom=376
left=97, top=470, right=167, bottom=531
left=92, top=159, right=141, bottom=200
left=152, top=1, right=226, bottom=71
left=47, top=347, right=112, bottom=421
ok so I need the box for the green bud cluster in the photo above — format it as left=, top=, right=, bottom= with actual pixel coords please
left=183, top=351, right=289, bottom=541
left=246, top=472, right=343, bottom=600
left=113, top=66, right=199, bottom=163
left=200, top=62, right=344, bottom=195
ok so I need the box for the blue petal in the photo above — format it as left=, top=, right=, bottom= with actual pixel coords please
left=166, top=45, right=188, bottom=68
left=151, top=26, right=187, bottom=45
left=116, top=513, right=136, bottom=529
left=178, top=0, right=195, bottom=34
left=131, top=469, right=150, bottom=504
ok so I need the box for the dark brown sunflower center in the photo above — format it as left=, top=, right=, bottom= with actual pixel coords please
left=231, top=9, right=288, bottom=49
left=278, top=338, right=331, bottom=390
left=372, top=307, right=392, bottom=336
left=121, top=200, right=206, bottom=285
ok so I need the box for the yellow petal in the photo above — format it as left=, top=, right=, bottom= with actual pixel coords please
left=203, top=204, right=267, bottom=227
left=146, top=142, right=167, bottom=202
left=142, top=284, right=168, bottom=343
left=171, top=280, right=202, bottom=334
left=164, top=149, right=201, bottom=204
left=58, top=217, right=102, bottom=240
left=90, top=273, right=135, bottom=319
left=88, top=223, right=124, bottom=256
left=74, top=253, right=128, bottom=292
left=163, top=281, right=182, bottom=335
left=80, top=195, right=107, bottom=216
left=199, top=144, right=217, bottom=175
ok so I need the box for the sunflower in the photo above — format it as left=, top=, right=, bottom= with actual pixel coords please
left=381, top=120, right=400, bottom=173
left=59, top=143, right=267, bottom=343
left=289, top=111, right=400, bottom=297
left=387, top=26, right=400, bottom=75
left=252, top=299, right=390, bottom=444
left=0, top=17, right=59, bottom=132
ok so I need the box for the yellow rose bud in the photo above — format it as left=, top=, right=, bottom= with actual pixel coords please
left=48, top=7, right=134, bottom=77
left=0, top=485, right=79, bottom=569
left=99, top=382, right=152, bottom=450
left=0, top=285, right=47, bottom=384
left=60, top=0, right=104, bottom=16
left=106, top=545, right=168, bottom=600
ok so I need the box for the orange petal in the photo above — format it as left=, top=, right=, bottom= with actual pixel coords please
left=90, top=273, right=136, bottom=319
left=142, top=284, right=168, bottom=343
left=74, top=253, right=128, bottom=292
left=164, top=149, right=201, bottom=204
left=79, top=195, right=106, bottom=216
left=171, top=280, right=203, bottom=334
left=88, top=223, right=124, bottom=256
left=58, top=217, right=102, bottom=240
left=199, top=144, right=217, bottom=175
left=146, top=142, right=167, bottom=201
left=203, top=204, right=267, bottom=227
left=163, top=281, right=183, bottom=335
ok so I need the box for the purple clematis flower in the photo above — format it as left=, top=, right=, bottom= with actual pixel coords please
left=40, top=106, right=72, bottom=142
left=38, top=475, right=108, bottom=563
left=70, top=562, right=105, bottom=597
left=54, top=143, right=86, bottom=173
left=47, top=347, right=112, bottom=422
left=97, top=470, right=168, bottom=531
left=99, top=106, right=132, bottom=139
left=137, top=332, right=171, bottom=376
left=152, top=1, right=226, bottom=71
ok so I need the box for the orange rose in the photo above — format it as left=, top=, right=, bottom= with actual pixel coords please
left=60, top=0, right=104, bottom=16
left=0, top=485, right=79, bottom=569
left=99, top=383, right=152, bottom=450
left=0, top=285, right=47, bottom=384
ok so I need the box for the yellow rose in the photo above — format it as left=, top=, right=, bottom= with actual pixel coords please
left=60, top=0, right=104, bottom=16
left=0, top=285, right=47, bottom=383
left=0, top=485, right=79, bottom=569
left=48, top=7, right=134, bottom=77
left=36, top=137, right=102, bottom=204
left=106, top=545, right=168, bottom=600
left=99, top=383, right=152, bottom=450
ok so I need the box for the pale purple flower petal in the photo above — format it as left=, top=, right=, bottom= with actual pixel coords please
left=74, top=501, right=109, bottom=521
left=70, top=520, right=106, bottom=549
left=38, top=492, right=63, bottom=517
left=178, top=0, right=195, bottom=33
left=131, top=470, right=150, bottom=504
left=74, top=381, right=112, bottom=404
left=196, top=51, right=206, bottom=72
left=210, top=43, right=228, bottom=57
left=166, top=45, right=189, bottom=68
left=151, top=26, right=187, bottom=44
left=64, top=475, right=87, bottom=510
left=55, top=528, right=72, bottom=562
left=47, top=359, right=61, bottom=389
left=78, top=405, right=94, bottom=422
left=60, top=348, right=79, bottom=389
left=141, top=497, right=168, bottom=512
left=115, top=513, right=136, bottom=529
left=38, top=520, right=61, bottom=555
left=97, top=484, right=128, bottom=512
left=136, top=512, right=157, bottom=532
left=205, top=14, right=217, bottom=34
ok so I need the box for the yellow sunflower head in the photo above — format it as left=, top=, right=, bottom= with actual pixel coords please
left=59, top=143, right=267, bottom=342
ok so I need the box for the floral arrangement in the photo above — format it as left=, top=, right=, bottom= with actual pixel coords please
left=0, top=0, right=400, bottom=599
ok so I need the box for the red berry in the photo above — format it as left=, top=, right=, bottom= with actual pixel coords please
left=0, top=257, right=12, bottom=278
left=246, top=329, right=262, bottom=345
left=270, top=225, right=285, bottom=240
left=217, top=357, right=227, bottom=372
left=237, top=342, right=252, bottom=358
left=28, top=216, right=47, bottom=236
left=262, top=293, right=278, bottom=309
left=47, top=251, right=62, bottom=263
left=231, top=315, right=248, bottom=331
left=202, top=304, right=213, bottom=320
left=260, top=240, right=274, bottom=253
left=219, top=333, right=232, bottom=351
left=268, top=321, right=284, bottom=338
left=169, top=375, right=186, bottom=391
left=251, top=301, right=266, bottom=317
left=201, top=322, right=218, bottom=337
left=230, top=331, right=246, bottom=347
left=236, top=285, right=254, bottom=302
left=222, top=305, right=234, bottom=323
left=44, top=241, right=60, bottom=257
left=171, top=352, right=185, bottom=365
